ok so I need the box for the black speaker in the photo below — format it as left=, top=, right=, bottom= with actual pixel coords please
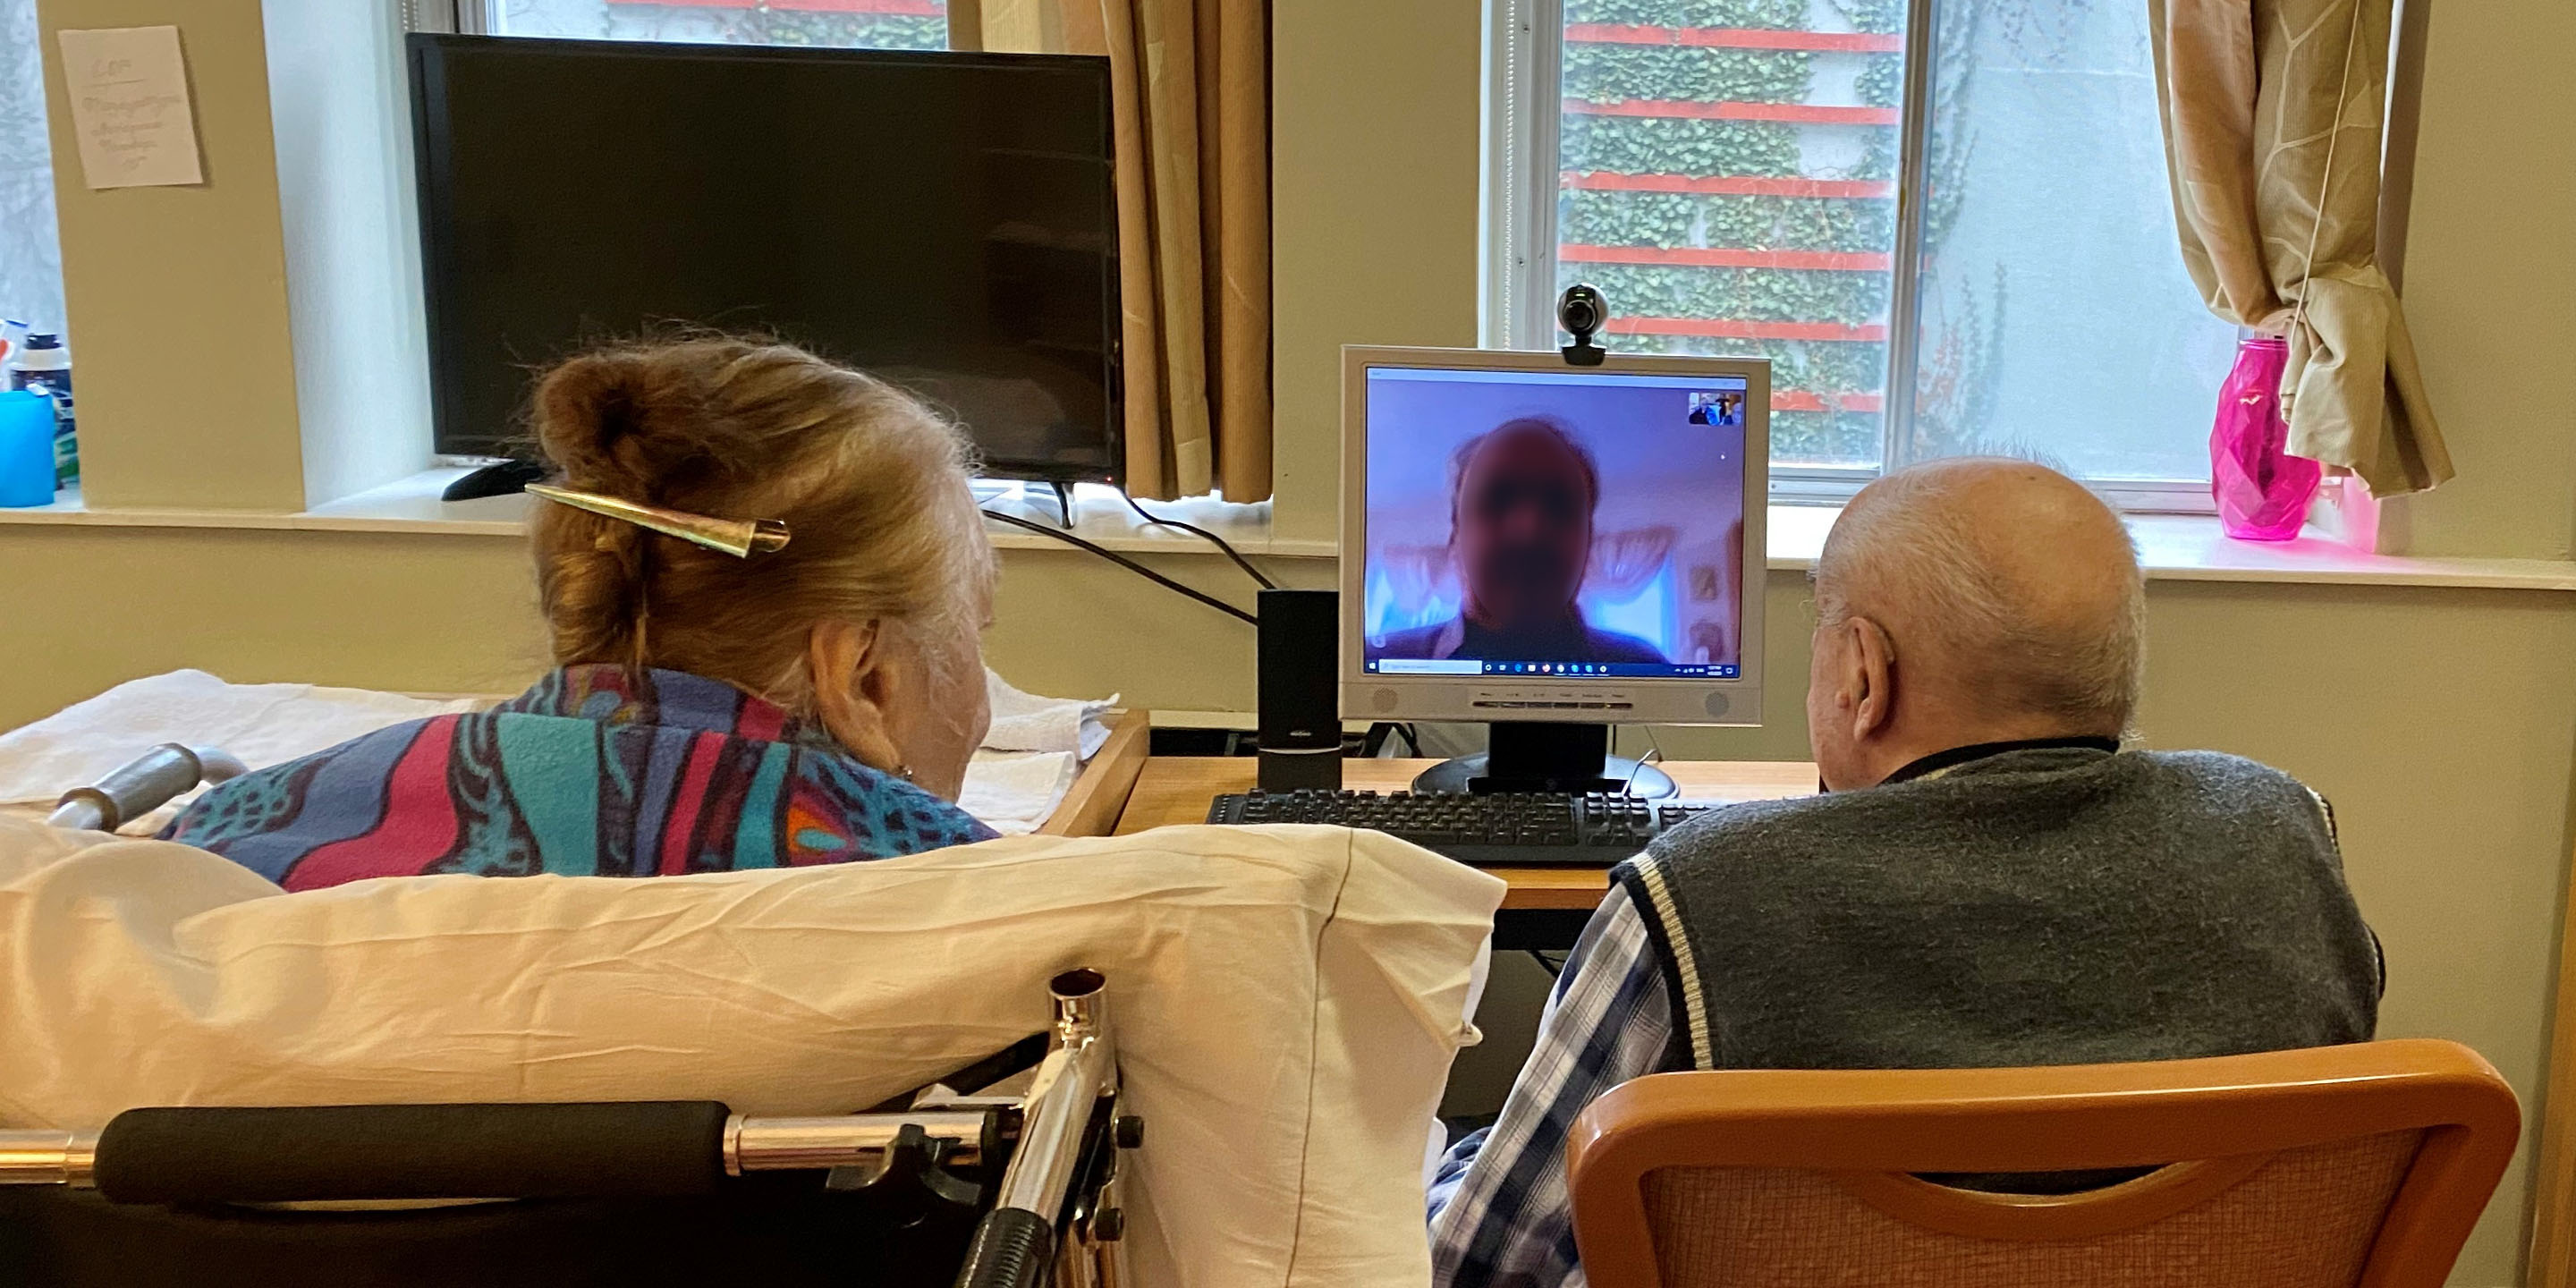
left=1257, top=589, right=1342, bottom=792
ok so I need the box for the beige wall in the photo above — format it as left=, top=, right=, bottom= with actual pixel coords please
left=0, top=531, right=1318, bottom=733
left=1267, top=0, right=1484, bottom=543
left=3, top=0, right=2572, bottom=1283
left=35, top=0, right=305, bottom=511
left=2391, top=0, right=2576, bottom=559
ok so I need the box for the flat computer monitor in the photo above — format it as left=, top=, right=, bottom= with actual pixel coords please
left=408, top=35, right=1120, bottom=484
left=1339, top=346, right=1767, bottom=792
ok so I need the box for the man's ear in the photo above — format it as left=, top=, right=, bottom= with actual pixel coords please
left=808, top=619, right=905, bottom=774
left=1843, top=615, right=1898, bottom=742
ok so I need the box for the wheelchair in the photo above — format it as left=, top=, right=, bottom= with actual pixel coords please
left=1, top=747, right=1139, bottom=1288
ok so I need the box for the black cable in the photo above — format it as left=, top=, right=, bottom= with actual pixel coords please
left=1397, top=723, right=1423, bottom=757
left=981, top=507, right=1258, bottom=626
left=1122, top=492, right=1277, bottom=590
left=1527, top=950, right=1565, bottom=979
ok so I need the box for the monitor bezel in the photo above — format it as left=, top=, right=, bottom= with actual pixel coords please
left=1338, top=344, right=1769, bottom=729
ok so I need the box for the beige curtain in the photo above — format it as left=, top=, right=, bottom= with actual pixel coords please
left=982, top=0, right=1273, bottom=501
left=2149, top=0, right=2452, bottom=496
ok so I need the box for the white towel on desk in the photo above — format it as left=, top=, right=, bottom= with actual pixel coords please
left=985, top=668, right=1119, bottom=758
left=962, top=671, right=1119, bottom=833
left=961, top=750, right=1081, bottom=835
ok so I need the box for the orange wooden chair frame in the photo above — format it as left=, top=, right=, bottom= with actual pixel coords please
left=1566, top=1038, right=2520, bottom=1288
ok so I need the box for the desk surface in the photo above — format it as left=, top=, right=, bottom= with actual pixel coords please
left=1113, top=757, right=1819, bottom=911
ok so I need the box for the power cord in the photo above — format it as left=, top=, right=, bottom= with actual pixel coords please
left=1359, top=723, right=1426, bottom=758
left=981, top=507, right=1258, bottom=625
left=1122, top=492, right=1277, bottom=590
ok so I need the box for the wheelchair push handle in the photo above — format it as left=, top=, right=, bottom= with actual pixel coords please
left=955, top=968, right=1124, bottom=1288
left=47, top=743, right=248, bottom=832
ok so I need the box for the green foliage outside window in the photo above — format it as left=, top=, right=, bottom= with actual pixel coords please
left=1561, top=191, right=1894, bottom=253
left=716, top=13, right=945, bottom=49
left=1562, top=117, right=1804, bottom=176
left=1770, top=410, right=1885, bottom=462
left=1565, top=0, right=1811, bottom=27
left=1576, top=263, right=1888, bottom=327
left=1563, top=46, right=1813, bottom=105
left=1855, top=53, right=1903, bottom=107
left=1562, top=191, right=1700, bottom=247
left=1554, top=0, right=1920, bottom=463
left=1828, top=0, right=1906, bottom=35
left=1765, top=339, right=1886, bottom=394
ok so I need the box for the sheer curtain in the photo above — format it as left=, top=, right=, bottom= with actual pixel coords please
left=2149, top=0, right=2453, bottom=496
left=982, top=0, right=1273, bottom=502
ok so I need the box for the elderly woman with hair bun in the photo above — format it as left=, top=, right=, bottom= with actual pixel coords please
left=165, top=337, right=1000, bottom=889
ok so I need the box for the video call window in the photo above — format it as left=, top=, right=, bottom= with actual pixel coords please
left=1361, top=367, right=1747, bottom=681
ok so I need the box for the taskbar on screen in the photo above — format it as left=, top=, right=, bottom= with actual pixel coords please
left=1367, top=659, right=1739, bottom=680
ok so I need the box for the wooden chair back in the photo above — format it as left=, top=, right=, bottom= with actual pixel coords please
left=1566, top=1039, right=2519, bottom=1288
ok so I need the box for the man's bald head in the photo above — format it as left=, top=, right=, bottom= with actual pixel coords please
left=1815, top=458, right=2145, bottom=734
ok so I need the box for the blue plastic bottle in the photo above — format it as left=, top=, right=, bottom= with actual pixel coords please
left=7, top=332, right=73, bottom=487
left=0, top=389, right=56, bottom=506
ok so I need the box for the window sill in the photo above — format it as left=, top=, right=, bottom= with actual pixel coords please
left=0, top=477, right=526, bottom=537
left=6, top=470, right=2573, bottom=593
left=1764, top=504, right=2576, bottom=591
left=972, top=482, right=1337, bottom=558
left=0, top=471, right=1341, bottom=555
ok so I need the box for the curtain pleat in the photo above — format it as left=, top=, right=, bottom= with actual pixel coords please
left=993, top=0, right=1272, bottom=501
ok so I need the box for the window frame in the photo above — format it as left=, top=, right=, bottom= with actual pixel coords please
left=1483, top=0, right=2420, bottom=513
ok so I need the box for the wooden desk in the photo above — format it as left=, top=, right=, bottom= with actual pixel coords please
left=1113, top=756, right=1818, bottom=911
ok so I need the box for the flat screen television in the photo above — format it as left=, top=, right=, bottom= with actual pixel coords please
left=408, top=35, right=1122, bottom=484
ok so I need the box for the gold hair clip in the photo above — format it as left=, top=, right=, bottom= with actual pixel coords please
left=524, top=483, right=791, bottom=559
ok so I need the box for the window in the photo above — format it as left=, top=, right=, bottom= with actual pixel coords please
left=0, top=0, right=66, bottom=339
left=1488, top=0, right=2237, bottom=501
left=458, top=0, right=950, bottom=50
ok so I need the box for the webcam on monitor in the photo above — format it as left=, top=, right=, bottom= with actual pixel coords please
left=1557, top=284, right=1609, bottom=368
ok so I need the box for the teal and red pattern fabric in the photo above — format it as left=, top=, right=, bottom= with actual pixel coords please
left=164, top=665, right=996, bottom=890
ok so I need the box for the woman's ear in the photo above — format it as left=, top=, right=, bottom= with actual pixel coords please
left=808, top=619, right=906, bottom=775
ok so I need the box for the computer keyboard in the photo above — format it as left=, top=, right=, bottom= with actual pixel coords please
left=1202, top=789, right=1729, bottom=868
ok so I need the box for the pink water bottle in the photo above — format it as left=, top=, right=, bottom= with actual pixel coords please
left=2209, top=335, right=2320, bottom=541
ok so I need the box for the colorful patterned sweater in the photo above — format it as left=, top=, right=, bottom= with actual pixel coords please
left=164, top=665, right=996, bottom=890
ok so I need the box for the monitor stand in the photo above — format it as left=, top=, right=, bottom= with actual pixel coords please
left=441, top=459, right=546, bottom=502
left=1410, top=721, right=1677, bottom=799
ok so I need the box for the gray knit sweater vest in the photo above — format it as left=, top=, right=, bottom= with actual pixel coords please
left=1611, top=747, right=2380, bottom=1073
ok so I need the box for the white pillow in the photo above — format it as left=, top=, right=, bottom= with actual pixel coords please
left=0, top=818, right=1503, bottom=1288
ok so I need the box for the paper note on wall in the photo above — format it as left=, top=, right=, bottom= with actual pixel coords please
left=56, top=26, right=205, bottom=190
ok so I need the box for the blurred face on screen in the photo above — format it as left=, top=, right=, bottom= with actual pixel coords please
left=1452, top=423, right=1594, bottom=631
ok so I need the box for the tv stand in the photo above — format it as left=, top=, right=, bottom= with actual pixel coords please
left=1410, top=721, right=1677, bottom=799
left=441, top=459, right=546, bottom=502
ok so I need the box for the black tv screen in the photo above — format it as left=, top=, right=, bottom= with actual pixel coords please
left=408, top=35, right=1121, bottom=483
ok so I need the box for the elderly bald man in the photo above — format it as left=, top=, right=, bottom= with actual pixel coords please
left=1428, top=459, right=2381, bottom=1288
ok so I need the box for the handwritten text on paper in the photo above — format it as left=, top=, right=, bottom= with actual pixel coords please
left=57, top=26, right=206, bottom=190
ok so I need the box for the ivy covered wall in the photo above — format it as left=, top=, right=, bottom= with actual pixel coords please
left=1557, top=0, right=1903, bottom=465
left=577, top=1, right=947, bottom=50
